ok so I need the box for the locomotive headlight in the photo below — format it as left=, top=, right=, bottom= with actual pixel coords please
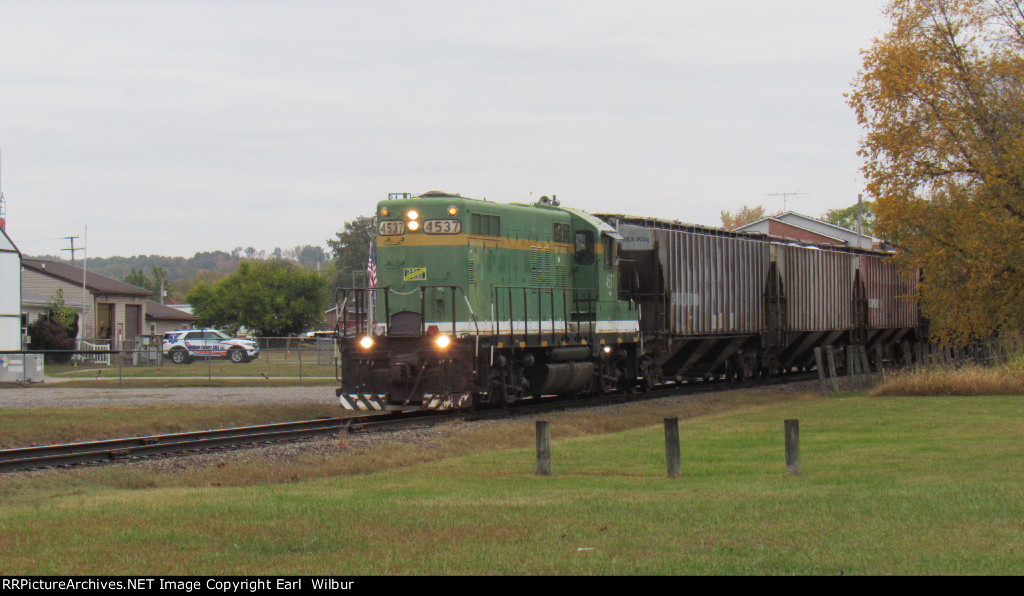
left=359, top=336, right=375, bottom=350
left=435, top=334, right=451, bottom=349
left=408, top=220, right=420, bottom=231
left=406, top=209, right=419, bottom=221
left=447, top=205, right=459, bottom=216
left=380, top=207, right=389, bottom=217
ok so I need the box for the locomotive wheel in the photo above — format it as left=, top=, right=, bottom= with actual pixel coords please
left=487, top=370, right=511, bottom=409
left=638, top=356, right=661, bottom=393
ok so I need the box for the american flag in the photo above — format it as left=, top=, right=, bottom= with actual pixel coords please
left=366, top=242, right=377, bottom=288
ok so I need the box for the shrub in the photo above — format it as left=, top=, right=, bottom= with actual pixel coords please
left=26, top=318, right=75, bottom=364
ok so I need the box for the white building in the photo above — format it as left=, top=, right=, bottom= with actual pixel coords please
left=0, top=225, right=43, bottom=382
left=0, top=225, right=21, bottom=350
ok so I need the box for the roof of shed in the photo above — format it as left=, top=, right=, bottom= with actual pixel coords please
left=145, top=300, right=198, bottom=321
left=22, top=258, right=152, bottom=297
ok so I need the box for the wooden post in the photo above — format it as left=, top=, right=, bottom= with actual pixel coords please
left=814, top=347, right=828, bottom=395
left=825, top=347, right=840, bottom=393
left=785, top=419, right=801, bottom=476
left=665, top=417, right=681, bottom=478
left=536, top=421, right=551, bottom=476
left=846, top=347, right=857, bottom=392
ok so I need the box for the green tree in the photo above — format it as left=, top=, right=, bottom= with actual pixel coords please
left=124, top=268, right=149, bottom=289
left=186, top=260, right=330, bottom=337
left=123, top=266, right=170, bottom=301
left=821, top=201, right=877, bottom=235
left=327, top=215, right=376, bottom=288
left=848, top=0, right=1024, bottom=341
left=175, top=269, right=228, bottom=303
left=295, top=244, right=328, bottom=270
left=47, top=289, right=78, bottom=339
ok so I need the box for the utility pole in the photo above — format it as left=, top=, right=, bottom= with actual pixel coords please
left=63, top=235, right=83, bottom=265
left=857, top=193, right=865, bottom=246
left=82, top=226, right=88, bottom=342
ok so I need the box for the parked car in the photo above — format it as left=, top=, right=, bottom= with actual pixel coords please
left=301, top=330, right=337, bottom=343
left=162, top=329, right=260, bottom=364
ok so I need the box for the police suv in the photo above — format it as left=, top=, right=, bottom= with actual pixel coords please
left=162, top=329, right=260, bottom=364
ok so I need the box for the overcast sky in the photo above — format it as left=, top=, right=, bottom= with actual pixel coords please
left=1, top=0, right=890, bottom=259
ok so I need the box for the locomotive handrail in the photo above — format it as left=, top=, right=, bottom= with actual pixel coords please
left=491, top=286, right=596, bottom=347
left=408, top=285, right=481, bottom=338
left=333, top=285, right=480, bottom=339
left=333, top=287, right=390, bottom=338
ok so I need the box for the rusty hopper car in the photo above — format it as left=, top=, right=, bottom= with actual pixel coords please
left=597, top=214, right=919, bottom=386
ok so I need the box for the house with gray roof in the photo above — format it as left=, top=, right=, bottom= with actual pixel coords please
left=734, top=212, right=885, bottom=250
left=21, top=258, right=195, bottom=348
left=145, top=300, right=198, bottom=335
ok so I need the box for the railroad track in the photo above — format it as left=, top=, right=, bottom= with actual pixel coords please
left=0, top=412, right=447, bottom=473
left=1, top=372, right=817, bottom=473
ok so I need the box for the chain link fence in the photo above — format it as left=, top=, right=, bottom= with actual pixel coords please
left=3, top=335, right=340, bottom=385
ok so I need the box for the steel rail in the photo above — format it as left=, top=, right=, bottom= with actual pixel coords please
left=1, top=372, right=816, bottom=473
left=0, top=418, right=349, bottom=473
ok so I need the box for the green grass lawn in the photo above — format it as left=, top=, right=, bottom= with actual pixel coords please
left=44, top=348, right=336, bottom=381
left=2, top=393, right=1023, bottom=575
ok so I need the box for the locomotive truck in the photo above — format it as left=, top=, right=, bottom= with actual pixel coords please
left=335, top=191, right=919, bottom=411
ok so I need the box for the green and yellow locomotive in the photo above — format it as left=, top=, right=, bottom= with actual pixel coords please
left=336, top=191, right=640, bottom=411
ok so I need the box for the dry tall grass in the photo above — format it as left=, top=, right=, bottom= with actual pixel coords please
left=871, top=352, right=1024, bottom=397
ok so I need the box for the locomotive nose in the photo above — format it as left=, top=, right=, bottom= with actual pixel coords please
left=389, top=362, right=413, bottom=383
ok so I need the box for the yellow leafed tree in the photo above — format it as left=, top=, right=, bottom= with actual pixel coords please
left=720, top=205, right=780, bottom=230
left=848, top=0, right=1024, bottom=342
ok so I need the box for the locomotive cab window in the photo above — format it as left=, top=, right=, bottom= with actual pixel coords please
left=575, top=230, right=595, bottom=265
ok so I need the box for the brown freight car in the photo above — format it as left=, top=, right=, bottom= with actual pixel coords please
left=598, top=214, right=919, bottom=385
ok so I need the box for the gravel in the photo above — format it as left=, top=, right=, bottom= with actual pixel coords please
left=0, top=385, right=337, bottom=409
left=2, top=380, right=821, bottom=476
left=0, top=384, right=493, bottom=476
